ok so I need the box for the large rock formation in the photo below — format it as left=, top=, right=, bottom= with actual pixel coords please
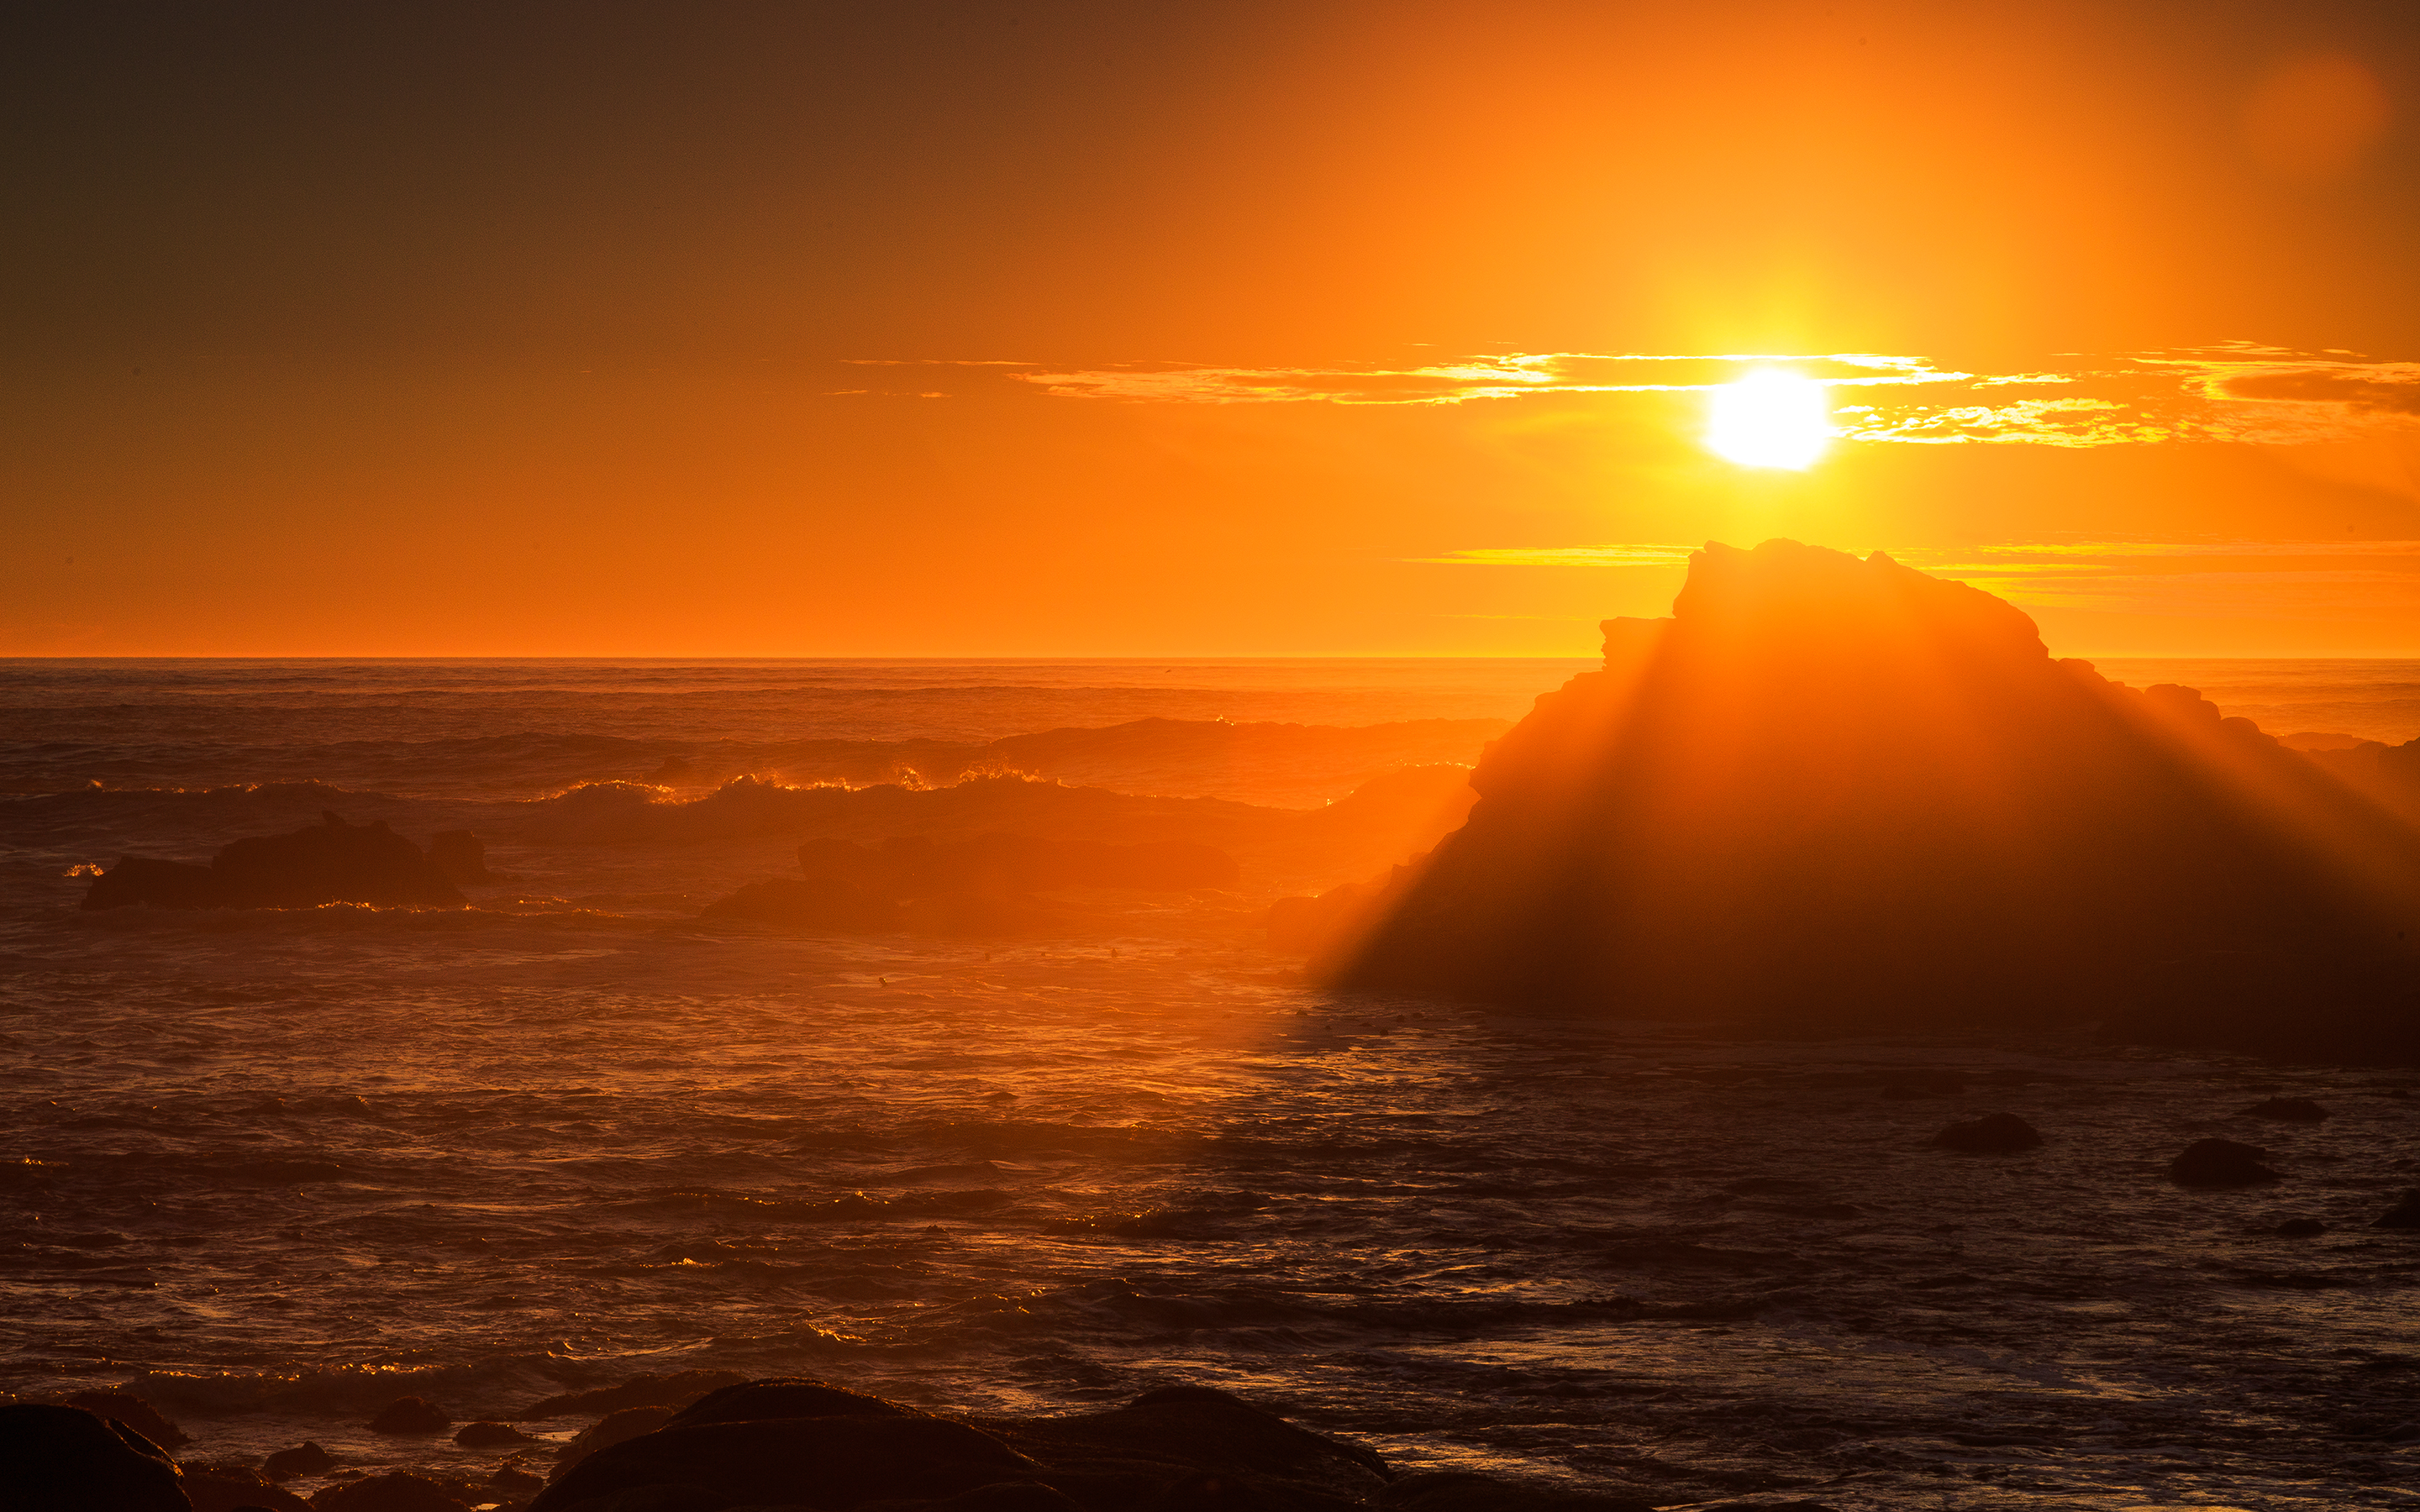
left=1339, top=540, right=2420, bottom=1049
left=82, top=811, right=466, bottom=911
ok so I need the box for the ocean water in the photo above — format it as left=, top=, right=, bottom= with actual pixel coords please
left=8, top=658, right=2420, bottom=1510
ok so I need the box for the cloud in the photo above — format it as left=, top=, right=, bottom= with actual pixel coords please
left=852, top=339, right=2420, bottom=449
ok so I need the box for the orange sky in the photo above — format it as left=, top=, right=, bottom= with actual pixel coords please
left=6, top=1, right=2418, bottom=656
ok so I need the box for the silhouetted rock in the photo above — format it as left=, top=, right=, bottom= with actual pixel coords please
left=425, top=830, right=492, bottom=884
left=2276, top=1217, right=2329, bottom=1236
left=182, top=1460, right=308, bottom=1511
left=261, top=1441, right=337, bottom=1479
left=83, top=813, right=465, bottom=911
left=450, top=1420, right=533, bottom=1447
left=518, top=1368, right=749, bottom=1420
left=59, top=1389, right=187, bottom=1448
left=2247, top=1097, right=2329, bottom=1121
left=0, top=1403, right=188, bottom=1511
left=530, top=1377, right=1391, bottom=1512
left=1339, top=539, right=2420, bottom=1052
left=1930, top=1113, right=2042, bottom=1153
left=367, top=1395, right=450, bottom=1434
left=2373, top=1189, right=2420, bottom=1228
left=1268, top=877, right=1393, bottom=960
left=2170, top=1138, right=2282, bottom=1187
left=312, top=1471, right=474, bottom=1511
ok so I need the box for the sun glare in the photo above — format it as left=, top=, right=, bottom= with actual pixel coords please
left=1705, top=370, right=1831, bottom=470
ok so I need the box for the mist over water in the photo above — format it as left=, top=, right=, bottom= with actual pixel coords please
left=11, top=659, right=2420, bottom=1509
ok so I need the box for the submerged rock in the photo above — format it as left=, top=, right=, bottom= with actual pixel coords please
left=1337, top=539, right=2420, bottom=1051
left=368, top=1395, right=450, bottom=1434
left=1930, top=1113, right=2043, bottom=1153
left=0, top=1403, right=188, bottom=1512
left=2372, top=1189, right=2420, bottom=1228
left=2170, top=1138, right=2282, bottom=1187
left=451, top=1419, right=534, bottom=1447
left=261, top=1441, right=337, bottom=1479
left=2275, top=1217, right=2329, bottom=1236
left=529, top=1376, right=1391, bottom=1512
left=2246, top=1097, right=2329, bottom=1121
left=83, top=812, right=465, bottom=911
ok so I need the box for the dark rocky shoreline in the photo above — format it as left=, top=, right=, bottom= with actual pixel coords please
left=6, top=1375, right=1680, bottom=1512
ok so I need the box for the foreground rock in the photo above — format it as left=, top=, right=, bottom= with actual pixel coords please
left=84, top=811, right=466, bottom=911
left=1337, top=539, right=2420, bottom=1056
left=526, top=1377, right=1447, bottom=1512
left=2170, top=1138, right=2281, bottom=1187
left=0, top=1403, right=187, bottom=1511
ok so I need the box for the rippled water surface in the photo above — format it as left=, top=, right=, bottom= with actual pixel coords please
left=8, top=659, right=2420, bottom=1510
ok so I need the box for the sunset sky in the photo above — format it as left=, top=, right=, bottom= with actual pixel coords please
left=8, top=1, right=2419, bottom=656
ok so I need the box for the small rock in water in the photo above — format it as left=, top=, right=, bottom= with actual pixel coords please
left=367, top=1395, right=450, bottom=1434
left=2170, top=1138, right=2281, bottom=1187
left=2246, top=1097, right=2329, bottom=1121
left=2373, top=1189, right=2420, bottom=1229
left=1930, top=1112, right=2043, bottom=1153
left=488, top=1461, right=547, bottom=1497
left=452, top=1419, right=534, bottom=1447
left=263, top=1440, right=338, bottom=1478
left=57, top=1389, right=187, bottom=1448
left=1880, top=1069, right=1966, bottom=1099
left=2275, top=1217, right=2328, bottom=1236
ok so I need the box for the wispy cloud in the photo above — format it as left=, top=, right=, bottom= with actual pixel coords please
left=850, top=341, right=2420, bottom=449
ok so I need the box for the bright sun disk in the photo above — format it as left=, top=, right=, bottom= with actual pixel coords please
left=1705, top=369, right=1831, bottom=470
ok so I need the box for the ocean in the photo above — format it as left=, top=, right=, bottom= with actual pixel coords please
left=8, top=656, right=2420, bottom=1510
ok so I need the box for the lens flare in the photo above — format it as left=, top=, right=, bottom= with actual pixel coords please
left=1705, top=370, right=1831, bottom=470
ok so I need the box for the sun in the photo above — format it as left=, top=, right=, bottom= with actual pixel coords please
left=1704, top=369, right=1831, bottom=470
